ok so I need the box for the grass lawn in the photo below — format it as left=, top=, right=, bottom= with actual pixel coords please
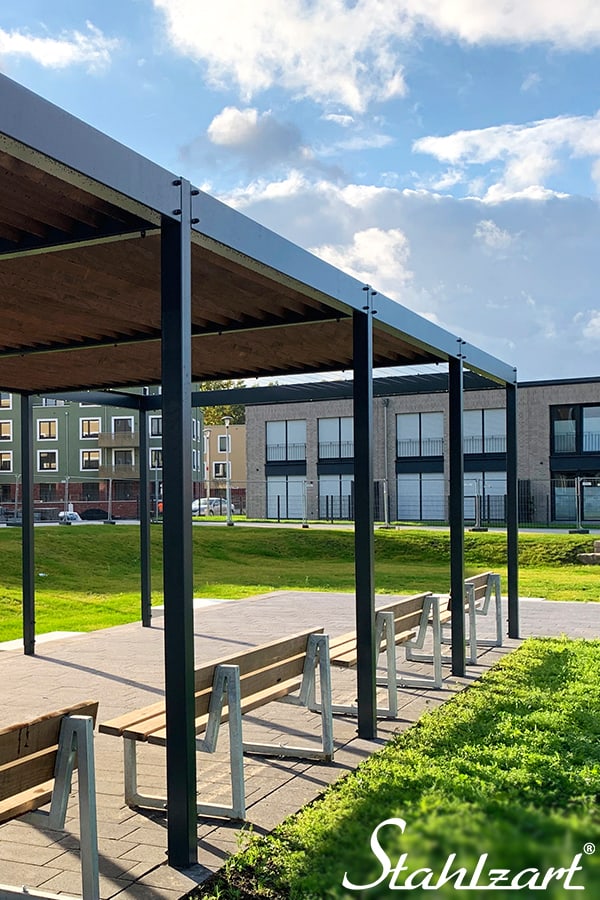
left=0, top=526, right=598, bottom=640
left=190, top=637, right=600, bottom=899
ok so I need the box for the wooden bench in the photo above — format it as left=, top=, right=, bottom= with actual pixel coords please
left=99, top=629, right=333, bottom=821
left=0, top=701, right=99, bottom=900
left=326, top=593, right=445, bottom=718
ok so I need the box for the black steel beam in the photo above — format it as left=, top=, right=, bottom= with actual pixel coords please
left=44, top=391, right=143, bottom=410
left=20, top=394, right=35, bottom=655
left=139, top=405, right=152, bottom=628
left=448, top=353, right=466, bottom=677
left=352, top=307, right=377, bottom=740
left=506, top=380, right=519, bottom=639
left=161, top=182, right=197, bottom=867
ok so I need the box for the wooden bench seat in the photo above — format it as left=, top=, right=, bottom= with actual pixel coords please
left=100, top=628, right=333, bottom=820
left=0, top=701, right=99, bottom=900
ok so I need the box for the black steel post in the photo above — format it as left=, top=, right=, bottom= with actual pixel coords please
left=139, top=402, right=152, bottom=628
left=506, top=378, right=519, bottom=638
left=448, top=354, right=465, bottom=677
left=161, top=181, right=197, bottom=867
left=353, top=308, right=377, bottom=740
left=21, top=394, right=35, bottom=656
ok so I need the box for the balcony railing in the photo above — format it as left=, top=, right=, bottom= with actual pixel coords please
left=397, top=437, right=444, bottom=457
left=97, top=431, right=139, bottom=448
left=463, top=435, right=506, bottom=454
left=98, top=464, right=139, bottom=479
left=583, top=431, right=600, bottom=452
left=318, top=441, right=354, bottom=459
left=266, top=442, right=306, bottom=462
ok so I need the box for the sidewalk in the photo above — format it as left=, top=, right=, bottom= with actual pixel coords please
left=0, top=593, right=598, bottom=898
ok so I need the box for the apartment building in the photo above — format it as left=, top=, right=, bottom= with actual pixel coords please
left=0, top=390, right=204, bottom=520
left=245, top=374, right=600, bottom=527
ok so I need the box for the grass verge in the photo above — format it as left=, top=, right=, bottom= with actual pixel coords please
left=0, top=527, right=598, bottom=641
left=189, top=637, right=600, bottom=899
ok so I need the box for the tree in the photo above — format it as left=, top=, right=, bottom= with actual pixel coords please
left=197, top=379, right=246, bottom=424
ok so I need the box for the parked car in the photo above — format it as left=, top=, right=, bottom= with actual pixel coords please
left=58, top=510, right=83, bottom=523
left=192, top=497, right=235, bottom=515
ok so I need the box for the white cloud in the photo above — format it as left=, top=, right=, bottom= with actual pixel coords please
left=153, top=1, right=600, bottom=112
left=414, top=113, right=600, bottom=199
left=323, top=114, right=355, bottom=127
left=153, top=0, right=409, bottom=112
left=310, top=227, right=413, bottom=299
left=214, top=173, right=600, bottom=378
left=474, top=219, right=515, bottom=253
left=207, top=107, right=261, bottom=146
left=521, top=72, right=541, bottom=92
left=0, top=22, right=118, bottom=71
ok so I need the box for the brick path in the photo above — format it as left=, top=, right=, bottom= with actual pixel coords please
left=0, top=593, right=598, bottom=898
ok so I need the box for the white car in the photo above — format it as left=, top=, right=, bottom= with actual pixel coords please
left=192, top=497, right=235, bottom=515
left=58, top=510, right=83, bottom=522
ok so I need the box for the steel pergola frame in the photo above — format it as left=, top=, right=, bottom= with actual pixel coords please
left=0, top=72, right=519, bottom=868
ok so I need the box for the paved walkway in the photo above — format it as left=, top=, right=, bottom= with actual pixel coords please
left=0, top=593, right=598, bottom=898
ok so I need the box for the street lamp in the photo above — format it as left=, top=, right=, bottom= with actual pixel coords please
left=203, top=429, right=211, bottom=499
left=222, top=416, right=234, bottom=526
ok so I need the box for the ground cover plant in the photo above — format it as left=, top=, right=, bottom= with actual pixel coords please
left=189, top=637, right=600, bottom=899
left=0, top=526, right=597, bottom=640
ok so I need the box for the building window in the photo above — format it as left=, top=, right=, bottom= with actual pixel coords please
left=41, top=398, right=65, bottom=407
left=38, top=450, right=58, bottom=471
left=81, top=482, right=100, bottom=501
left=192, top=418, right=197, bottom=441
left=318, top=417, right=353, bottom=459
left=214, top=461, right=230, bottom=479
left=38, top=419, right=57, bottom=441
left=0, top=393, right=11, bottom=409
left=0, top=451, right=12, bottom=471
left=81, top=450, right=100, bottom=470
left=318, top=473, right=354, bottom=519
left=150, top=448, right=163, bottom=469
left=0, top=422, right=12, bottom=441
left=112, top=416, right=134, bottom=434
left=464, top=409, right=506, bottom=454
left=396, top=412, right=444, bottom=457
left=218, top=434, right=230, bottom=453
left=551, top=406, right=576, bottom=454
left=113, top=480, right=136, bottom=500
left=266, top=419, right=306, bottom=462
left=464, top=473, right=507, bottom=523
left=149, top=416, right=162, bottom=437
left=583, top=407, right=600, bottom=453
left=266, top=475, right=305, bottom=519
left=113, top=449, right=133, bottom=467
left=39, top=483, right=58, bottom=501
left=81, top=418, right=100, bottom=439
left=397, top=473, right=445, bottom=521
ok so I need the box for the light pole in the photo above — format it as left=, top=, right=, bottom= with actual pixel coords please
left=203, top=429, right=211, bottom=499
left=222, top=416, right=234, bottom=526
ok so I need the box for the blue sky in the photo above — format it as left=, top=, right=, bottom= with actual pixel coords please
left=1, top=1, right=600, bottom=380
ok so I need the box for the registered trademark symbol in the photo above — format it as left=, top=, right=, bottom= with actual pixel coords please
left=583, top=842, right=595, bottom=855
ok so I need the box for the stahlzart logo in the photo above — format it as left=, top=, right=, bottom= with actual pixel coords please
left=342, top=818, right=589, bottom=892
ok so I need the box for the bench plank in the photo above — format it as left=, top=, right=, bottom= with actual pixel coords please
left=0, top=700, right=98, bottom=765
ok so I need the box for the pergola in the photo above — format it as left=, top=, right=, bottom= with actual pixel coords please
left=0, top=74, right=518, bottom=868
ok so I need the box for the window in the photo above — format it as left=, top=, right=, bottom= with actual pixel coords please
left=0, top=393, right=11, bottom=409
left=218, top=434, right=229, bottom=453
left=0, top=422, right=12, bottom=441
left=266, top=475, right=305, bottom=519
left=318, top=473, right=354, bottom=518
left=81, top=450, right=100, bottom=470
left=38, top=450, right=58, bottom=471
left=464, top=473, right=507, bottom=523
left=39, top=483, right=58, bottom=501
left=41, top=398, right=65, bottom=407
left=266, top=420, right=306, bottom=461
left=113, top=449, right=133, bottom=467
left=81, top=482, right=100, bottom=501
left=583, top=407, right=600, bottom=453
left=397, top=473, right=445, bottom=521
left=149, top=416, right=162, bottom=437
left=192, top=418, right=197, bottom=441
left=464, top=409, right=506, bottom=454
left=150, top=448, right=163, bottom=469
left=81, top=418, right=100, bottom=439
left=214, top=461, right=230, bottom=479
left=318, top=417, right=353, bottom=459
left=0, top=451, right=12, bottom=471
left=112, top=416, right=133, bottom=434
left=551, top=406, right=576, bottom=454
left=38, top=419, right=57, bottom=441
left=396, top=412, right=443, bottom=457
left=192, top=448, right=197, bottom=470
left=113, top=480, right=136, bottom=500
